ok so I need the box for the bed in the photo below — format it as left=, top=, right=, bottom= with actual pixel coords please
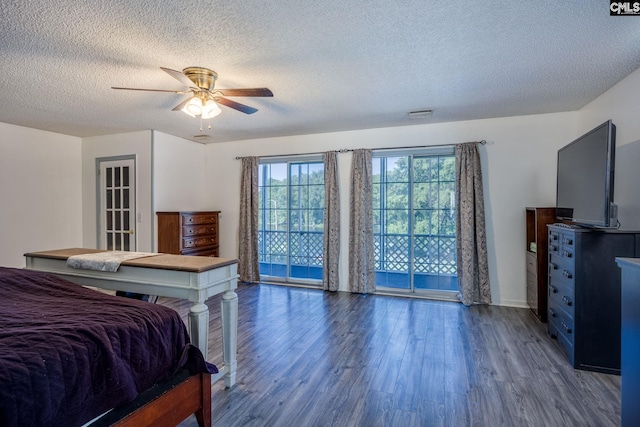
left=0, top=266, right=216, bottom=427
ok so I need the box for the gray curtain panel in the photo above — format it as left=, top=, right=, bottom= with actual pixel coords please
left=323, top=151, right=340, bottom=291
left=348, top=149, right=376, bottom=294
left=238, top=156, right=261, bottom=283
left=455, top=142, right=491, bottom=305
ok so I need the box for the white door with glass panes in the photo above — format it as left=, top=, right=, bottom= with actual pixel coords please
left=98, top=158, right=136, bottom=251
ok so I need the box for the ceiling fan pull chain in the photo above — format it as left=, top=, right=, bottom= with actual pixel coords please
left=208, top=119, right=212, bottom=130
left=199, top=116, right=203, bottom=132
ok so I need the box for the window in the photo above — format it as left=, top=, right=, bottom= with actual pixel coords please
left=373, top=150, right=457, bottom=294
left=258, top=159, right=325, bottom=283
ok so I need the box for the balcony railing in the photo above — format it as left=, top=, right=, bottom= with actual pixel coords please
left=374, top=233, right=457, bottom=275
left=258, top=230, right=323, bottom=280
left=258, top=230, right=457, bottom=290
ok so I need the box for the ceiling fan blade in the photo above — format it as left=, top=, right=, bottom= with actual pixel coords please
left=216, top=88, right=273, bottom=97
left=216, top=97, right=258, bottom=114
left=172, top=97, right=192, bottom=111
left=160, top=67, right=196, bottom=88
left=111, top=87, right=188, bottom=94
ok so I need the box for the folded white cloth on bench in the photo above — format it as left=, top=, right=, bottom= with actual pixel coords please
left=67, top=251, right=158, bottom=272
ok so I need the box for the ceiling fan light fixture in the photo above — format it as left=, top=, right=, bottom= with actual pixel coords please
left=182, top=97, right=203, bottom=117
left=181, top=97, right=221, bottom=120
left=201, top=99, right=221, bottom=119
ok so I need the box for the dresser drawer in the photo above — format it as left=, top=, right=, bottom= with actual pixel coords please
left=181, top=213, right=218, bottom=226
left=526, top=252, right=537, bottom=273
left=183, top=236, right=217, bottom=249
left=548, top=299, right=574, bottom=337
left=182, top=224, right=217, bottom=237
left=181, top=246, right=219, bottom=257
left=548, top=316, right=575, bottom=365
left=527, top=270, right=537, bottom=309
left=560, top=234, right=575, bottom=248
left=560, top=246, right=574, bottom=262
left=548, top=277, right=575, bottom=316
left=549, top=253, right=575, bottom=287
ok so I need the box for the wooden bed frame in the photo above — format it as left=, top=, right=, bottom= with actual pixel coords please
left=90, top=370, right=211, bottom=427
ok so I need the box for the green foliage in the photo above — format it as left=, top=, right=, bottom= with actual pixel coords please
left=373, top=155, right=456, bottom=237
left=257, top=155, right=456, bottom=237
left=259, top=162, right=324, bottom=232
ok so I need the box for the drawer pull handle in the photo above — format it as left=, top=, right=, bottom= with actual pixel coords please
left=550, top=245, right=558, bottom=252
left=561, top=321, right=572, bottom=334
left=562, top=270, right=572, bottom=279
left=548, top=308, right=557, bottom=318
left=562, top=250, right=572, bottom=258
left=550, top=263, right=558, bottom=270
left=563, top=238, right=573, bottom=245
left=549, top=285, right=558, bottom=294
left=562, top=296, right=573, bottom=307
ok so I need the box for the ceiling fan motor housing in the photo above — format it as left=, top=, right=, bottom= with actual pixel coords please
left=183, top=67, right=218, bottom=91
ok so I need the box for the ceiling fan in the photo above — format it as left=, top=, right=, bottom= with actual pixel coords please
left=111, top=67, right=273, bottom=119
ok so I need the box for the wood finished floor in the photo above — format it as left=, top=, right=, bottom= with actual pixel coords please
left=159, top=284, right=620, bottom=427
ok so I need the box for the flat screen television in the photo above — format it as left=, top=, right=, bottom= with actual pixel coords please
left=556, top=120, right=617, bottom=228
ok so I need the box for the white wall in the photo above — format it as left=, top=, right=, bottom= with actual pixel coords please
left=0, top=123, right=82, bottom=267
left=577, top=67, right=640, bottom=229
left=152, top=131, right=209, bottom=211
left=152, top=131, right=211, bottom=250
left=205, top=112, right=577, bottom=307
left=81, top=131, right=153, bottom=251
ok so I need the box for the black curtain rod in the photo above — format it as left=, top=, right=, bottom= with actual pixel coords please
left=234, top=140, right=486, bottom=160
left=235, top=148, right=351, bottom=160
left=371, top=140, right=486, bottom=152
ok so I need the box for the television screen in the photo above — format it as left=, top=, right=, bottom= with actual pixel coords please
left=556, top=120, right=616, bottom=227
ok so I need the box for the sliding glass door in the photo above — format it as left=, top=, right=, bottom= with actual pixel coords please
left=373, top=150, right=457, bottom=295
left=258, top=159, right=325, bottom=283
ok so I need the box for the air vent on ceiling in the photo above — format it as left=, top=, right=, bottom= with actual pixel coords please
left=192, top=134, right=213, bottom=144
left=408, top=109, right=433, bottom=119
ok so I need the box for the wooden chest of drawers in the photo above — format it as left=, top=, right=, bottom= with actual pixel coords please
left=157, top=211, right=220, bottom=257
left=525, top=207, right=556, bottom=322
left=547, top=224, right=640, bottom=374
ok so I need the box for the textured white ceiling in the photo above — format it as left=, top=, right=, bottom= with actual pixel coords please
left=1, top=1, right=639, bottom=144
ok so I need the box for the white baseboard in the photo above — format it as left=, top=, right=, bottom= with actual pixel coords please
left=493, top=298, right=529, bottom=309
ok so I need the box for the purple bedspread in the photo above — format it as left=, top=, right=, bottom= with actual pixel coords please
left=0, top=267, right=216, bottom=427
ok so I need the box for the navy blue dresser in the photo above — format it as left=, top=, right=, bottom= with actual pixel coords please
left=547, top=225, right=640, bottom=374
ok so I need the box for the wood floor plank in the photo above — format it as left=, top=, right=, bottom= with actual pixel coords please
left=162, top=283, right=620, bottom=427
